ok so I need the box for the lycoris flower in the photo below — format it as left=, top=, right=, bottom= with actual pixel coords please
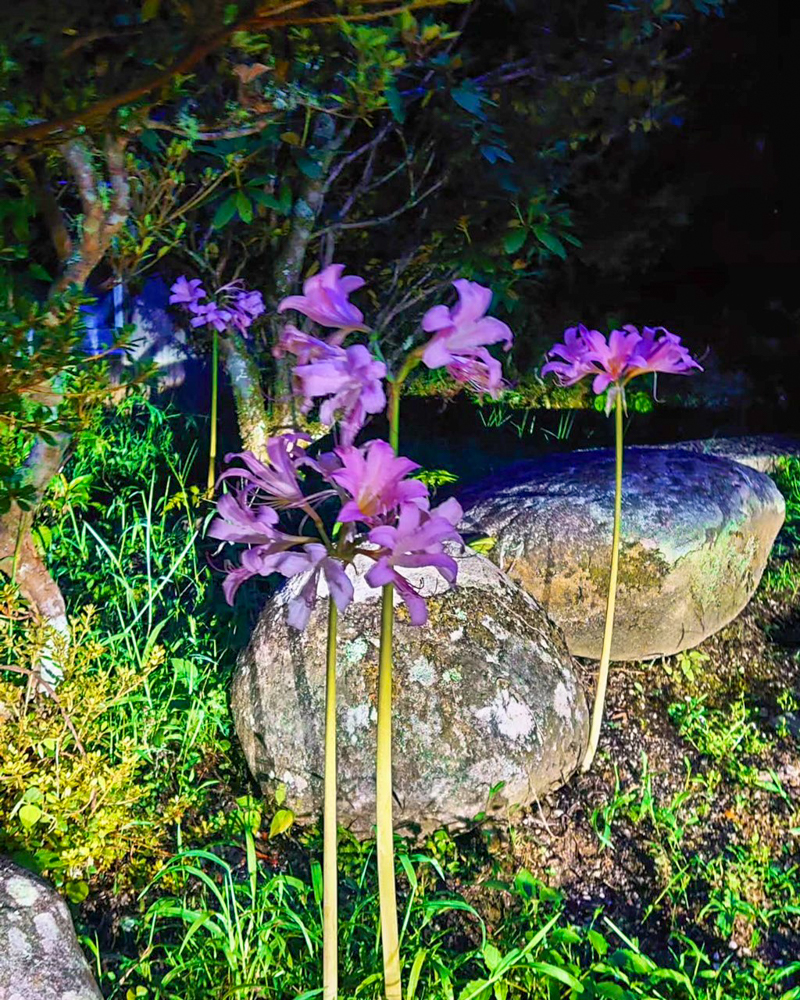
left=330, top=440, right=427, bottom=524
left=421, top=279, right=513, bottom=394
left=630, top=325, right=704, bottom=378
left=169, top=275, right=265, bottom=337
left=169, top=276, right=206, bottom=307
left=273, top=324, right=348, bottom=365
left=208, top=491, right=314, bottom=603
left=278, top=264, right=367, bottom=329
left=217, top=435, right=320, bottom=509
left=273, top=543, right=355, bottom=630
left=366, top=502, right=463, bottom=625
left=542, top=323, right=702, bottom=406
left=294, top=344, right=387, bottom=445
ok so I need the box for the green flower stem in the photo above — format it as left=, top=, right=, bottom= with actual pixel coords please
left=374, top=350, right=419, bottom=1000
left=323, top=597, right=339, bottom=1000
left=388, top=353, right=420, bottom=453
left=376, top=581, right=401, bottom=1000
left=207, top=329, right=219, bottom=495
left=582, top=388, right=624, bottom=771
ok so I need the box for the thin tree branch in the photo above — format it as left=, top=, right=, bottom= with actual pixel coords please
left=315, top=175, right=446, bottom=236
left=0, top=0, right=459, bottom=145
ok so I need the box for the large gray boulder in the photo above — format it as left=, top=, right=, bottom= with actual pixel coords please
left=0, top=858, right=102, bottom=1000
left=640, top=434, right=800, bottom=475
left=459, top=448, right=785, bottom=661
left=232, top=551, right=588, bottom=834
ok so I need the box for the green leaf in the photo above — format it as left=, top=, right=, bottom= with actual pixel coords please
left=503, top=228, right=527, bottom=255
left=458, top=980, right=491, bottom=1000
left=451, top=85, right=487, bottom=119
left=533, top=226, right=567, bottom=259
left=141, top=0, right=161, bottom=21
left=587, top=929, right=609, bottom=956
left=28, top=263, right=51, bottom=282
left=468, top=536, right=496, bottom=555
left=295, top=154, right=324, bottom=179
left=65, top=879, right=89, bottom=904
left=275, top=783, right=287, bottom=806
left=528, top=962, right=583, bottom=993
left=213, top=195, right=238, bottom=229
left=269, top=808, right=295, bottom=839
left=19, top=803, right=42, bottom=829
left=385, top=85, right=406, bottom=123
left=482, top=943, right=502, bottom=972
left=236, top=191, right=253, bottom=223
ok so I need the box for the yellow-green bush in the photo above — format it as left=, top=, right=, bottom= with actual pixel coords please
left=0, top=596, right=179, bottom=893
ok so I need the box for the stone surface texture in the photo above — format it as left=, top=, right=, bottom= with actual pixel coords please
left=459, top=448, right=785, bottom=661
left=638, top=434, right=800, bottom=474
left=232, top=551, right=588, bottom=834
left=0, top=858, right=103, bottom=1000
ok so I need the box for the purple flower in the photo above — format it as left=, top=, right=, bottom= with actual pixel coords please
left=542, top=323, right=702, bottom=397
left=629, top=326, right=703, bottom=378
left=421, top=279, right=513, bottom=394
left=169, top=276, right=206, bottom=308
left=217, top=435, right=322, bottom=509
left=235, top=289, right=266, bottom=321
left=273, top=543, right=355, bottom=630
left=208, top=491, right=313, bottom=603
left=170, top=277, right=265, bottom=338
left=294, top=344, right=387, bottom=445
left=366, top=503, right=463, bottom=625
left=444, top=347, right=504, bottom=398
left=190, top=301, right=235, bottom=333
left=277, top=264, right=367, bottom=329
left=273, top=323, right=349, bottom=366
left=330, top=440, right=428, bottom=525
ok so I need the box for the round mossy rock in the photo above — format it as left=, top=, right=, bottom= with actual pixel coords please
left=459, top=448, right=785, bottom=661
left=232, top=551, right=588, bottom=835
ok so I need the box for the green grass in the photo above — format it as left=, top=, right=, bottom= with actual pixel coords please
left=764, top=456, right=800, bottom=596
left=3, top=401, right=800, bottom=999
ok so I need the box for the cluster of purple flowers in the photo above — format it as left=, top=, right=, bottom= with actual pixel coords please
left=209, top=263, right=515, bottom=629
left=542, top=323, right=702, bottom=398
left=209, top=436, right=464, bottom=628
left=273, top=265, right=514, bottom=444
left=169, top=275, right=266, bottom=336
left=201, top=260, right=701, bottom=628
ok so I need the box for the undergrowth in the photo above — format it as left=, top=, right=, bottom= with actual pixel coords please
left=2, top=402, right=799, bottom=998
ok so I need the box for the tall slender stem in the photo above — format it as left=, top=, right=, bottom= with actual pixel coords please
left=207, top=329, right=219, bottom=495
left=582, top=389, right=624, bottom=772
left=376, top=582, right=401, bottom=1000
left=323, top=598, right=339, bottom=1000
left=373, top=356, right=416, bottom=1000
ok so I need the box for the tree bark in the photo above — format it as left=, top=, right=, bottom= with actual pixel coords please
left=0, top=135, right=131, bottom=645
left=219, top=335, right=273, bottom=459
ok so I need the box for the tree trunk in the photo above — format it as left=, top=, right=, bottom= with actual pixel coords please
left=0, top=136, right=130, bottom=657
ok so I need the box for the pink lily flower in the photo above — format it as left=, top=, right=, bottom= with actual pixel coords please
left=217, top=435, right=322, bottom=509
left=272, top=543, right=355, bottom=630
left=294, top=344, right=387, bottom=445
left=366, top=503, right=464, bottom=626
left=272, top=323, right=349, bottom=365
left=330, top=440, right=428, bottom=524
left=277, top=263, right=367, bottom=329
left=421, top=279, right=513, bottom=393
left=542, top=323, right=702, bottom=398
left=629, top=325, right=704, bottom=378
left=208, top=492, right=314, bottom=603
